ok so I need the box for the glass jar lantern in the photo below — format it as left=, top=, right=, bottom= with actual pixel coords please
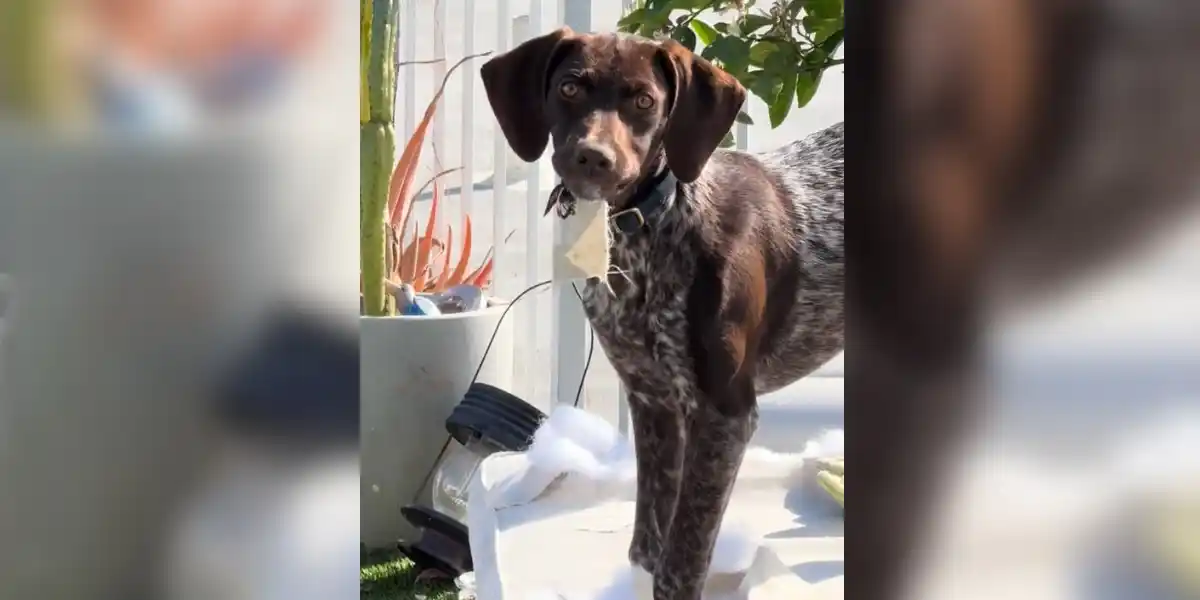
left=399, top=382, right=546, bottom=577
left=430, top=435, right=495, bottom=523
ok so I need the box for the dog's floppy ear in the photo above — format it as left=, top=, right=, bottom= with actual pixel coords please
left=657, top=40, right=747, bottom=182
left=480, top=27, right=575, bottom=162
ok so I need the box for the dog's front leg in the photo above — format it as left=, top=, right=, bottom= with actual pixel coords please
left=654, top=379, right=757, bottom=600
left=626, top=392, right=687, bottom=578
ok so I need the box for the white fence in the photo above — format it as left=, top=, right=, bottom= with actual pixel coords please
left=396, top=0, right=842, bottom=429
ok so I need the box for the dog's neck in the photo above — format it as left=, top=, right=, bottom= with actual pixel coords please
left=605, top=152, right=679, bottom=234
left=612, top=152, right=669, bottom=211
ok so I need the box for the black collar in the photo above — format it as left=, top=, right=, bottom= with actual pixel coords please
left=545, top=167, right=680, bottom=235
left=609, top=167, right=679, bottom=234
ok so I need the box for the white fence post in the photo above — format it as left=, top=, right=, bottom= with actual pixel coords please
left=553, top=0, right=593, bottom=410
left=492, top=0, right=512, bottom=304
left=461, top=0, right=478, bottom=221
left=401, top=0, right=418, bottom=142
left=432, top=0, right=452, bottom=225
left=512, top=12, right=542, bottom=401
left=616, top=1, right=635, bottom=436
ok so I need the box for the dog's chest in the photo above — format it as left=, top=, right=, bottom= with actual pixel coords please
left=577, top=233, right=696, bottom=399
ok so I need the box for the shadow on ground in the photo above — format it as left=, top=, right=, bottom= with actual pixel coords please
left=791, top=559, right=845, bottom=584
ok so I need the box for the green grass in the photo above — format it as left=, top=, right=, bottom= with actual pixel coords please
left=361, top=548, right=459, bottom=600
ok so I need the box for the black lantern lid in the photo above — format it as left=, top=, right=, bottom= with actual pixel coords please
left=444, top=382, right=547, bottom=453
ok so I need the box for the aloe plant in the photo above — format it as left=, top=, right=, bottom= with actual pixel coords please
left=361, top=0, right=493, bottom=315
left=388, top=169, right=494, bottom=294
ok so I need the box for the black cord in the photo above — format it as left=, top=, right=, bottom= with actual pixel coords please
left=411, top=278, right=596, bottom=505
left=469, top=280, right=553, bottom=385
left=571, top=282, right=595, bottom=409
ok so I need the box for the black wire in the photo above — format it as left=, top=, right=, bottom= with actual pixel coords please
left=571, top=282, right=595, bottom=408
left=469, top=280, right=554, bottom=385
left=411, top=278, right=596, bottom=505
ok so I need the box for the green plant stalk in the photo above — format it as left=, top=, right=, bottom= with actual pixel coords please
left=361, top=0, right=399, bottom=316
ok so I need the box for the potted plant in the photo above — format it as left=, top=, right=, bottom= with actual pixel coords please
left=359, top=0, right=515, bottom=549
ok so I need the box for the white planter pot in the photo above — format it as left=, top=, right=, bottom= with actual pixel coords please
left=360, top=305, right=513, bottom=548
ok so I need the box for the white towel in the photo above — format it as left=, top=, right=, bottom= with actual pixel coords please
left=466, top=405, right=845, bottom=600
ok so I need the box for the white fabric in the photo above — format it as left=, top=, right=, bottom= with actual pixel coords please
left=466, top=405, right=845, bottom=600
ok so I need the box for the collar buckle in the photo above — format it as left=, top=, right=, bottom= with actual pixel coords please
left=609, top=206, right=646, bottom=232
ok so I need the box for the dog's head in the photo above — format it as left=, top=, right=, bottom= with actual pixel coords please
left=481, top=30, right=746, bottom=205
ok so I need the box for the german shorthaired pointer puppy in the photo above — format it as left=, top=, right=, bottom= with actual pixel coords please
left=481, top=29, right=843, bottom=600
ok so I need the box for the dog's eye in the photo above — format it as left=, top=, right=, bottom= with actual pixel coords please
left=559, top=81, right=581, bottom=99
left=634, top=93, right=655, bottom=110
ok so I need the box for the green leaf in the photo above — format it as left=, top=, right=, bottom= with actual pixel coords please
left=802, top=16, right=828, bottom=40
left=819, top=27, right=845, bottom=57
left=720, top=131, right=736, bottom=148
left=690, top=19, right=720, bottom=46
left=805, top=0, right=842, bottom=20
left=803, top=47, right=829, bottom=71
left=803, top=15, right=843, bottom=44
left=765, top=42, right=794, bottom=68
left=701, top=36, right=751, bottom=75
left=748, top=71, right=782, bottom=108
left=638, top=9, right=673, bottom=37
left=682, top=0, right=718, bottom=9
left=769, top=69, right=797, bottom=127
left=794, top=70, right=820, bottom=108
left=619, top=5, right=676, bottom=37
left=671, top=26, right=698, bottom=52
left=748, top=41, right=779, bottom=67
left=617, top=8, right=646, bottom=32
left=737, top=13, right=774, bottom=34
left=735, top=110, right=754, bottom=125
left=714, top=21, right=730, bottom=34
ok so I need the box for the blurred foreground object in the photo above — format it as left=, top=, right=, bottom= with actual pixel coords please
left=165, top=309, right=358, bottom=600
left=0, top=0, right=87, bottom=121
left=211, top=308, right=359, bottom=443
left=856, top=0, right=1200, bottom=598
left=1147, top=493, right=1200, bottom=597
left=0, top=0, right=358, bottom=587
left=1, top=0, right=328, bottom=128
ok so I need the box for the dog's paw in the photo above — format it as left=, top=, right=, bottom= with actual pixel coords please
left=627, top=531, right=661, bottom=572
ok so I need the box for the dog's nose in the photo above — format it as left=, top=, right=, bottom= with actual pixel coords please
left=573, top=142, right=615, bottom=175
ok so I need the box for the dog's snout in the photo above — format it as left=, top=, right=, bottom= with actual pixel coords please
left=574, top=142, right=616, bottom=175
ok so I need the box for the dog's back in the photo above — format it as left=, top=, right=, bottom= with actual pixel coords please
left=755, top=122, right=845, bottom=392
left=688, top=122, right=845, bottom=394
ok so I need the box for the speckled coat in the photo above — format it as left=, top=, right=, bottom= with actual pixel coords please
left=480, top=26, right=843, bottom=598
left=577, top=122, right=844, bottom=598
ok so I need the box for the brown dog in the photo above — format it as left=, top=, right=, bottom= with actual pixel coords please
left=481, top=29, right=843, bottom=599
